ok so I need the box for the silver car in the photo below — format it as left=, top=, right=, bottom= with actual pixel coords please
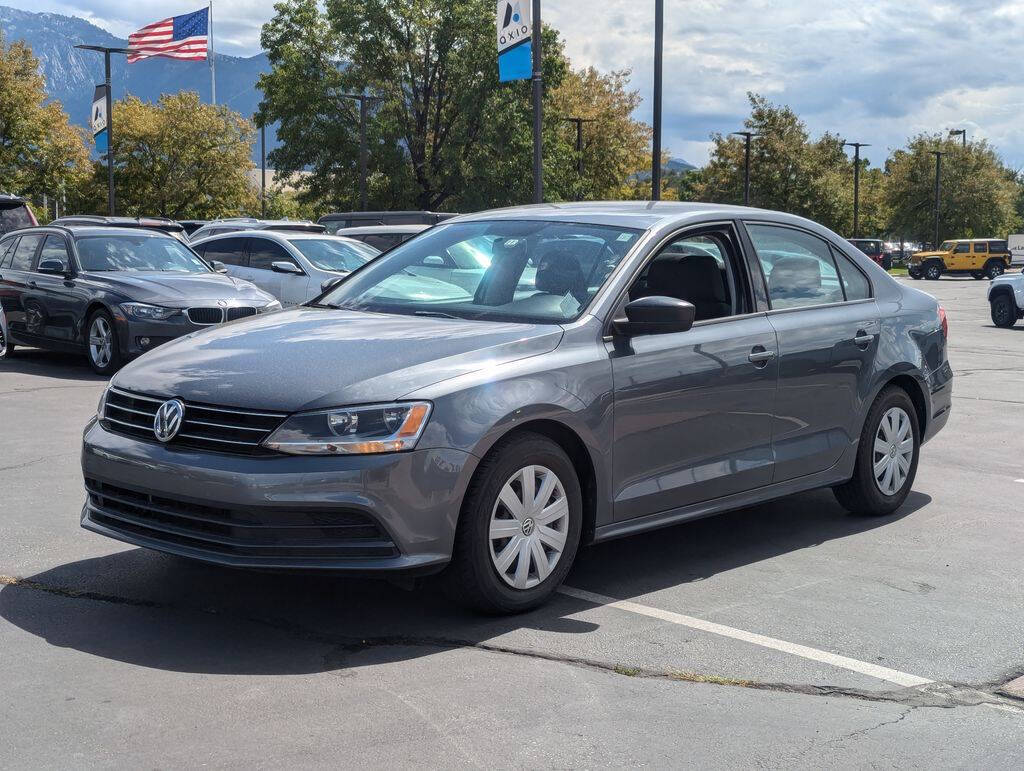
left=81, top=202, right=952, bottom=613
left=191, top=231, right=381, bottom=306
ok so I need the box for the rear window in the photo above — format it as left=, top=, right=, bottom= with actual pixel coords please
left=0, top=204, right=34, bottom=234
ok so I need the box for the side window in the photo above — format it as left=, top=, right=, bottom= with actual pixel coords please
left=203, top=237, right=249, bottom=267
left=627, top=230, right=740, bottom=322
left=10, top=234, right=43, bottom=270
left=39, top=235, right=71, bottom=268
left=746, top=224, right=844, bottom=310
left=248, top=239, right=298, bottom=271
left=363, top=234, right=401, bottom=251
left=0, top=237, right=18, bottom=268
left=953, top=243, right=970, bottom=254
left=832, top=248, right=871, bottom=301
left=191, top=243, right=207, bottom=257
left=974, top=242, right=988, bottom=254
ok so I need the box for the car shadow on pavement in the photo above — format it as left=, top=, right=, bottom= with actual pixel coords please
left=0, top=348, right=108, bottom=382
left=0, top=489, right=929, bottom=676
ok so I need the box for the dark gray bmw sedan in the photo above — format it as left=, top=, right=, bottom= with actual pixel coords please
left=81, top=202, right=952, bottom=613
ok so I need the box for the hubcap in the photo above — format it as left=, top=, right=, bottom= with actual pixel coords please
left=995, top=300, right=1009, bottom=323
left=873, top=407, right=914, bottom=496
left=89, top=317, right=113, bottom=369
left=489, top=465, right=569, bottom=590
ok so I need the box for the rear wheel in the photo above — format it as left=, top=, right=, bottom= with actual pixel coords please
left=445, top=432, right=582, bottom=614
left=985, top=260, right=1005, bottom=280
left=924, top=262, right=943, bottom=281
left=86, top=309, right=122, bottom=375
left=0, top=319, right=11, bottom=361
left=834, top=387, right=920, bottom=517
left=991, top=294, right=1017, bottom=328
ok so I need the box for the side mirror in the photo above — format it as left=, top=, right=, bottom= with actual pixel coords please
left=271, top=261, right=304, bottom=275
left=320, top=276, right=345, bottom=293
left=209, top=260, right=229, bottom=274
left=421, top=255, right=445, bottom=267
left=614, top=296, right=696, bottom=337
left=38, top=259, right=70, bottom=277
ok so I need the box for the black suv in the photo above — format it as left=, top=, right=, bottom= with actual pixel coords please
left=0, top=225, right=279, bottom=373
left=0, top=194, right=37, bottom=235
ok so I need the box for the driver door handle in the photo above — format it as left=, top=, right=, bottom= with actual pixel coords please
left=853, top=331, right=874, bottom=347
left=748, top=347, right=777, bottom=365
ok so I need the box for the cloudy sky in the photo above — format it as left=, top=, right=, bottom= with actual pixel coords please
left=8, top=0, right=1024, bottom=168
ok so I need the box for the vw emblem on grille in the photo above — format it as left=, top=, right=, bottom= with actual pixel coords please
left=153, top=399, right=185, bottom=443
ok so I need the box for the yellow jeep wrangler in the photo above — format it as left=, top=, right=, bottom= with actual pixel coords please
left=908, top=239, right=1010, bottom=280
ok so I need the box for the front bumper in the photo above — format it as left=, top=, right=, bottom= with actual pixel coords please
left=116, top=306, right=274, bottom=358
left=81, top=419, right=472, bottom=573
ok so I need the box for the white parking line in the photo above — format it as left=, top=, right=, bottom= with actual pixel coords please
left=558, top=585, right=933, bottom=688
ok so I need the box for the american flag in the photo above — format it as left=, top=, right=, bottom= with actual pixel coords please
left=127, top=8, right=209, bottom=63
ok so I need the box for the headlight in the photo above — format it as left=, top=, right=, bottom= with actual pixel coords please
left=97, top=386, right=108, bottom=418
left=259, top=300, right=282, bottom=313
left=263, top=401, right=432, bottom=455
left=120, top=302, right=178, bottom=321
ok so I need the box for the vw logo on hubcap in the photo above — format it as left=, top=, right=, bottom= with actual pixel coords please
left=521, top=518, right=536, bottom=537
left=153, top=399, right=185, bottom=443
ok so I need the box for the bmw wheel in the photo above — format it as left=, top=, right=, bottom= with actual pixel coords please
left=834, top=387, right=920, bottom=516
left=86, top=309, right=122, bottom=376
left=446, top=432, right=582, bottom=614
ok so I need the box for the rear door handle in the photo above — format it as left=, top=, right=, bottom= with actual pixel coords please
left=853, top=331, right=874, bottom=347
left=28, top=280, right=37, bottom=288
left=748, top=347, right=777, bottom=365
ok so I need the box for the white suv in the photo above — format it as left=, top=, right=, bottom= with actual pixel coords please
left=192, top=231, right=380, bottom=306
left=988, top=273, right=1024, bottom=327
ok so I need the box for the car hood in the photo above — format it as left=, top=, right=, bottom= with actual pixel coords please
left=82, top=271, right=270, bottom=304
left=911, top=251, right=946, bottom=260
left=112, top=308, right=564, bottom=412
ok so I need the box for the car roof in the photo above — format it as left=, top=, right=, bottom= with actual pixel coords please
left=4, top=224, right=174, bottom=238
left=335, top=224, right=430, bottom=235
left=191, top=230, right=358, bottom=245
left=319, top=210, right=450, bottom=220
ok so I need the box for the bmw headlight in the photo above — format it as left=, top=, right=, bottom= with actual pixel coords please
left=259, top=300, right=283, bottom=314
left=121, top=302, right=178, bottom=321
left=263, top=402, right=432, bottom=455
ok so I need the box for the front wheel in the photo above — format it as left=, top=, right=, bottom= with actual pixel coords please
left=0, top=318, right=11, bottom=361
left=924, top=263, right=943, bottom=281
left=834, top=387, right=920, bottom=517
left=445, top=432, right=582, bottom=614
left=991, top=295, right=1018, bottom=328
left=985, top=260, right=1005, bottom=280
left=85, top=309, right=122, bottom=375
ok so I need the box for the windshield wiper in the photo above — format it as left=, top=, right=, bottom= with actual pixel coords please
left=411, top=310, right=458, bottom=319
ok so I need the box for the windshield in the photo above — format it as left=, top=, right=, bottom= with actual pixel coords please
left=290, top=238, right=379, bottom=272
left=317, top=220, right=642, bottom=323
left=76, top=235, right=211, bottom=273
left=0, top=205, right=33, bottom=233
left=939, top=241, right=956, bottom=251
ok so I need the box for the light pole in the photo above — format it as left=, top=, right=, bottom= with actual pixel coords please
left=531, top=0, right=543, bottom=203
left=651, top=0, right=664, bottom=200
left=337, top=92, right=383, bottom=211
left=843, top=141, right=870, bottom=238
left=731, top=131, right=758, bottom=205
left=949, top=128, right=967, bottom=148
left=930, top=150, right=945, bottom=249
left=260, top=121, right=266, bottom=218
left=74, top=44, right=131, bottom=215
left=562, top=116, right=596, bottom=175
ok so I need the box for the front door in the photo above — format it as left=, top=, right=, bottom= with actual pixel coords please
left=31, top=234, right=85, bottom=344
left=246, top=237, right=310, bottom=305
left=744, top=223, right=880, bottom=481
left=611, top=225, right=779, bottom=521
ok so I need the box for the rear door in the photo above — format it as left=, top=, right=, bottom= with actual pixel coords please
left=246, top=237, right=309, bottom=305
left=199, top=236, right=250, bottom=281
left=0, top=237, right=21, bottom=332
left=743, top=222, right=879, bottom=482
left=3, top=234, right=44, bottom=338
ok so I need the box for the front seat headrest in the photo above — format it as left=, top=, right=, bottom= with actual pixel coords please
left=769, top=256, right=822, bottom=298
left=535, top=248, right=585, bottom=301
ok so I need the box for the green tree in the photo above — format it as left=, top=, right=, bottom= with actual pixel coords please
left=75, top=92, right=256, bottom=219
left=0, top=32, right=90, bottom=205
left=885, top=134, right=1020, bottom=244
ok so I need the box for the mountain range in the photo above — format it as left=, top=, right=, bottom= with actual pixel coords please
left=0, top=5, right=275, bottom=159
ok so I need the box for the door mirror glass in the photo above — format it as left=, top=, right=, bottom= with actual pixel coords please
left=271, top=260, right=304, bottom=275
left=421, top=255, right=446, bottom=267
left=209, top=260, right=228, bottom=274
left=37, top=258, right=69, bottom=275
left=615, top=296, right=696, bottom=336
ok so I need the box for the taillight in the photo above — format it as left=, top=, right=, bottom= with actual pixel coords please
left=939, top=306, right=948, bottom=339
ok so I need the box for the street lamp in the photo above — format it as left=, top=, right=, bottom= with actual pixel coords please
left=948, top=129, right=967, bottom=148
left=336, top=91, right=383, bottom=211
left=562, top=117, right=596, bottom=177
left=731, top=131, right=758, bottom=205
left=651, top=0, right=664, bottom=200
left=930, top=150, right=945, bottom=249
left=843, top=141, right=870, bottom=238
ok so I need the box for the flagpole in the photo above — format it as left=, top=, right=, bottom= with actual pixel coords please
left=209, top=1, right=216, bottom=105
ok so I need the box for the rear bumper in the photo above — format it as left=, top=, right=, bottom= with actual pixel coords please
left=923, top=362, right=953, bottom=444
left=81, top=419, right=471, bottom=573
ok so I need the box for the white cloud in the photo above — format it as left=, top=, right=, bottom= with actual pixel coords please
left=7, top=0, right=1024, bottom=168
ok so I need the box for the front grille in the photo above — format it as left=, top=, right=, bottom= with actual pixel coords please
left=227, top=307, right=257, bottom=321
left=102, top=387, right=286, bottom=455
left=187, top=307, right=223, bottom=324
left=85, top=478, right=397, bottom=560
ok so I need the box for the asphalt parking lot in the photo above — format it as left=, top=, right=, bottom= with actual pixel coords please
left=1, top=277, right=1022, bottom=768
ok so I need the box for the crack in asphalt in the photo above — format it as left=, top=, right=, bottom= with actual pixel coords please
left=0, top=574, right=1021, bottom=714
left=0, top=453, right=76, bottom=473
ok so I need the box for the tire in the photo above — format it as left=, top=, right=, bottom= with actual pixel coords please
left=971, top=271, right=985, bottom=280
left=882, top=255, right=893, bottom=271
left=990, top=294, right=1017, bottom=328
left=985, top=260, right=1005, bottom=280
left=924, top=262, right=943, bottom=281
left=834, top=387, right=920, bottom=517
left=85, top=309, right=122, bottom=376
left=0, top=321, right=11, bottom=361
left=908, top=267, right=922, bottom=280
left=445, top=432, right=583, bottom=614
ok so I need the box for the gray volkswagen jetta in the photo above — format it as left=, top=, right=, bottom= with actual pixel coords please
left=81, top=202, right=952, bottom=613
